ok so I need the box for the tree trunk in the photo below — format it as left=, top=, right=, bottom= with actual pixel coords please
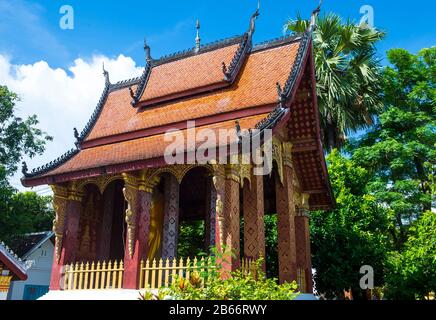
left=326, top=112, right=336, bottom=151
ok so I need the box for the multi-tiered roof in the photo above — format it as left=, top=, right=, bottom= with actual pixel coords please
left=22, top=10, right=334, bottom=210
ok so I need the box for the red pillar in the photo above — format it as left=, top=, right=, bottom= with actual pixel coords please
left=295, top=209, right=313, bottom=293
left=122, top=188, right=152, bottom=289
left=223, top=166, right=241, bottom=272
left=50, top=195, right=82, bottom=290
left=275, top=165, right=297, bottom=284
left=243, top=174, right=265, bottom=267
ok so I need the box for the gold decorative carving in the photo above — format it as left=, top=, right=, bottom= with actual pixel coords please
left=225, top=164, right=240, bottom=184
left=272, top=138, right=284, bottom=184
left=139, top=164, right=214, bottom=189
left=282, top=141, right=293, bottom=168
left=301, top=193, right=310, bottom=210
left=0, top=275, right=13, bottom=292
left=138, top=169, right=161, bottom=193
left=239, top=164, right=252, bottom=189
left=50, top=185, right=69, bottom=263
left=211, top=164, right=225, bottom=249
left=122, top=173, right=139, bottom=258
left=73, top=174, right=123, bottom=195
left=67, top=182, right=85, bottom=202
left=294, top=191, right=302, bottom=210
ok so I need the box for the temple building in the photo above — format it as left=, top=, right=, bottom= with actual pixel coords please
left=21, top=9, right=334, bottom=296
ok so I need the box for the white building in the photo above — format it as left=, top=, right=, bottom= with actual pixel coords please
left=6, top=231, right=54, bottom=300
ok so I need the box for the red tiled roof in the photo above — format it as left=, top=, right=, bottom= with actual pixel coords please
left=0, top=242, right=28, bottom=281
left=140, top=43, right=240, bottom=104
left=21, top=31, right=335, bottom=209
left=85, top=40, right=301, bottom=141
left=46, top=114, right=268, bottom=176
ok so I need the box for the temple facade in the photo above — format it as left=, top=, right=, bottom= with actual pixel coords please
left=22, top=10, right=334, bottom=295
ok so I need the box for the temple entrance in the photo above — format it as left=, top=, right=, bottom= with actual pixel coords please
left=264, top=167, right=279, bottom=279
left=177, top=167, right=210, bottom=257
left=75, top=180, right=126, bottom=263
left=105, top=180, right=127, bottom=261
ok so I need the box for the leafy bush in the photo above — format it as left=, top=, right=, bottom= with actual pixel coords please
left=139, top=251, right=299, bottom=300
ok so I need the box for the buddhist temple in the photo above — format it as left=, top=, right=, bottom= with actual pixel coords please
left=21, top=8, right=334, bottom=296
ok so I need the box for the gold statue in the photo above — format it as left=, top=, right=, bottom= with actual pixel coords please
left=147, top=188, right=165, bottom=260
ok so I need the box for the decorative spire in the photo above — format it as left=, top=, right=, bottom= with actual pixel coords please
left=195, top=19, right=201, bottom=53
left=248, top=6, right=260, bottom=38
left=144, top=38, right=152, bottom=63
left=73, top=127, right=79, bottom=140
left=276, top=82, right=283, bottom=97
left=102, top=62, right=110, bottom=86
left=276, top=82, right=284, bottom=106
left=309, top=0, right=323, bottom=30
left=222, top=62, right=228, bottom=75
left=128, top=86, right=135, bottom=99
left=21, top=161, right=28, bottom=175
left=73, top=127, right=81, bottom=147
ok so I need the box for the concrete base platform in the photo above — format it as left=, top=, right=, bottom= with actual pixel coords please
left=39, top=290, right=317, bottom=301
left=38, top=289, right=143, bottom=300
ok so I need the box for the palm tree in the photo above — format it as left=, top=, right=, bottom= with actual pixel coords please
left=285, top=13, right=385, bottom=150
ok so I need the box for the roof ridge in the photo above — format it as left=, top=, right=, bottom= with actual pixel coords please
left=254, top=30, right=312, bottom=129
left=0, top=241, right=30, bottom=272
left=23, top=147, right=79, bottom=179
left=153, top=34, right=243, bottom=66
left=109, top=77, right=141, bottom=91
left=252, top=33, right=304, bottom=52
left=21, top=231, right=53, bottom=236
left=77, top=81, right=112, bottom=141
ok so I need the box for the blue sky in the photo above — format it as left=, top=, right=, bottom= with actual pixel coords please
left=1, top=0, right=435, bottom=69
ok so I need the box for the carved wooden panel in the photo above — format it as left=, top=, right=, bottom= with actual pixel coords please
left=137, top=190, right=152, bottom=260
left=223, top=177, right=240, bottom=270
left=243, top=174, right=265, bottom=261
left=295, top=211, right=313, bottom=293
left=205, top=178, right=217, bottom=251
left=275, top=165, right=297, bottom=283
left=76, top=185, right=101, bottom=262
left=162, top=175, right=180, bottom=260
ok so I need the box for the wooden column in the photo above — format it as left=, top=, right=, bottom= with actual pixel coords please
left=243, top=173, right=265, bottom=266
left=49, top=185, right=83, bottom=290
left=162, top=175, right=180, bottom=260
left=205, top=176, right=217, bottom=252
left=295, top=199, right=313, bottom=293
left=223, top=164, right=241, bottom=272
left=210, top=164, right=231, bottom=276
left=275, top=142, right=297, bottom=284
left=122, top=172, right=158, bottom=289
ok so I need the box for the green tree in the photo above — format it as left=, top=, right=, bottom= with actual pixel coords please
left=0, top=85, right=53, bottom=242
left=350, top=48, right=435, bottom=250
left=285, top=14, right=385, bottom=150
left=177, top=220, right=205, bottom=257
left=385, top=211, right=436, bottom=299
left=0, top=85, right=52, bottom=174
left=310, top=150, right=389, bottom=299
left=0, top=191, right=54, bottom=243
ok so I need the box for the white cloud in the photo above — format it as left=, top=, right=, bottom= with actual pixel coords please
left=0, top=54, right=143, bottom=191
